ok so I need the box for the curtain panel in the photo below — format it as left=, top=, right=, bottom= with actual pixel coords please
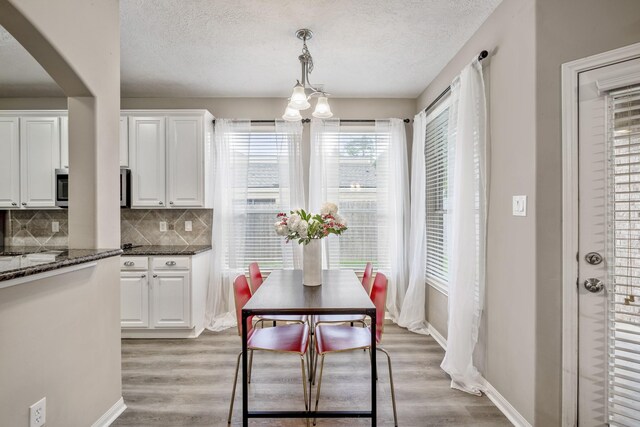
left=440, top=58, right=488, bottom=395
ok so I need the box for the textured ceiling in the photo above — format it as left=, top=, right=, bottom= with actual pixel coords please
left=0, top=0, right=502, bottom=98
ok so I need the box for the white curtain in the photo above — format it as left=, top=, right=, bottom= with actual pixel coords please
left=397, top=111, right=430, bottom=334
left=205, top=119, right=304, bottom=331
left=206, top=118, right=251, bottom=331
left=275, top=120, right=305, bottom=268
left=309, top=118, right=409, bottom=321
left=375, top=119, right=410, bottom=322
left=440, top=58, right=488, bottom=395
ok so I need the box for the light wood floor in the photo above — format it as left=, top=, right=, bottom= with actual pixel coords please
left=113, top=323, right=510, bottom=426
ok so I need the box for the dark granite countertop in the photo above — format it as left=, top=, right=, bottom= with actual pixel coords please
left=0, top=248, right=123, bottom=283
left=121, top=245, right=212, bottom=256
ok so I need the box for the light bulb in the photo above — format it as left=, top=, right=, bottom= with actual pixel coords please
left=312, top=96, right=333, bottom=119
left=289, top=84, right=310, bottom=110
left=282, top=106, right=302, bottom=121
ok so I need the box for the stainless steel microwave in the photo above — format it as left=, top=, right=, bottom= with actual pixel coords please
left=56, top=168, right=131, bottom=208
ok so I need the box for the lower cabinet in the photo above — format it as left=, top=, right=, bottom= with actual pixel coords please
left=120, top=251, right=210, bottom=338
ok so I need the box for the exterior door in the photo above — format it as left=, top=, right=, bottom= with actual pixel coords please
left=167, top=116, right=204, bottom=207
left=20, top=117, right=60, bottom=208
left=151, top=271, right=191, bottom=328
left=0, top=117, right=20, bottom=208
left=130, top=116, right=166, bottom=207
left=120, top=272, right=149, bottom=328
left=578, top=57, right=640, bottom=426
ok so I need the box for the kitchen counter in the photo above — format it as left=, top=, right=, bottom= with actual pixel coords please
left=121, top=245, right=212, bottom=256
left=0, top=248, right=123, bottom=283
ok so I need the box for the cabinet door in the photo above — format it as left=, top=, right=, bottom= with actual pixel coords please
left=0, top=117, right=20, bottom=208
left=20, top=117, right=60, bottom=208
left=167, top=116, right=204, bottom=207
left=60, top=116, right=69, bottom=169
left=121, top=271, right=149, bottom=328
left=130, top=117, right=166, bottom=207
left=120, top=116, right=129, bottom=167
left=152, top=271, right=191, bottom=328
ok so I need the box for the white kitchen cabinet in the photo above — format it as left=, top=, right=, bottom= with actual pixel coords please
left=129, top=116, right=166, bottom=207
left=60, top=115, right=69, bottom=169
left=167, top=116, right=205, bottom=207
left=125, top=109, right=213, bottom=209
left=120, top=251, right=210, bottom=338
left=20, top=117, right=60, bottom=208
left=152, top=270, right=190, bottom=328
left=120, top=271, right=150, bottom=328
left=0, top=117, right=20, bottom=208
left=120, top=116, right=129, bottom=167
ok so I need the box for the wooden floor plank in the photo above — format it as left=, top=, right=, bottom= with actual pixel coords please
left=113, top=323, right=510, bottom=426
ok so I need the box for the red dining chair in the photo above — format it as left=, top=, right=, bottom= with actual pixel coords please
left=249, top=262, right=308, bottom=328
left=312, top=272, right=398, bottom=427
left=227, top=275, right=311, bottom=425
left=314, top=262, right=373, bottom=327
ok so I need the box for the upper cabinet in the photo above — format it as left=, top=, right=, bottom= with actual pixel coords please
left=20, top=117, right=60, bottom=208
left=126, top=110, right=213, bottom=209
left=129, top=116, right=167, bottom=207
left=0, top=118, right=20, bottom=208
left=120, top=116, right=129, bottom=167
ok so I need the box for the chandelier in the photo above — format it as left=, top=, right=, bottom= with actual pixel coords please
left=282, top=29, right=333, bottom=121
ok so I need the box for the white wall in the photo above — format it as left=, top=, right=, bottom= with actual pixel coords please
left=0, top=258, right=122, bottom=427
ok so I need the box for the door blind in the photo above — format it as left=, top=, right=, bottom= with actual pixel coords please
left=425, top=107, right=450, bottom=287
left=607, top=86, right=640, bottom=427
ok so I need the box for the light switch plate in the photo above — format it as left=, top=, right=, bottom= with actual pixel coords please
left=185, top=221, right=192, bottom=232
left=512, top=195, right=527, bottom=217
left=159, top=221, right=167, bottom=232
left=52, top=221, right=59, bottom=233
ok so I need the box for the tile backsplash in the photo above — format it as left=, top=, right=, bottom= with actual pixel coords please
left=4, top=208, right=212, bottom=248
left=121, top=209, right=212, bottom=246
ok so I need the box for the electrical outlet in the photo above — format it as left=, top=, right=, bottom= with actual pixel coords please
left=159, top=221, right=167, bottom=232
left=29, top=397, right=46, bottom=427
left=51, top=221, right=59, bottom=233
left=185, top=221, right=192, bottom=232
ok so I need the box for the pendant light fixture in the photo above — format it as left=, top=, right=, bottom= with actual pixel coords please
left=282, top=29, right=333, bottom=121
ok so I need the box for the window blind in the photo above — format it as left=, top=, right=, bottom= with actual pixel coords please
left=226, top=130, right=294, bottom=272
left=319, top=127, right=391, bottom=271
left=608, top=86, right=640, bottom=427
left=425, top=106, right=450, bottom=287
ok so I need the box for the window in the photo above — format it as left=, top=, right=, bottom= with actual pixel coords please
left=227, top=128, right=298, bottom=272
left=317, top=126, right=391, bottom=271
left=425, top=101, right=450, bottom=289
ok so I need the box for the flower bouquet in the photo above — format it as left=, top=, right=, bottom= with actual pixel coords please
left=274, top=202, right=347, bottom=286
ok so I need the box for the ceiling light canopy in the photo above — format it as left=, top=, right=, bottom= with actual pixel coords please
left=282, top=29, right=333, bottom=122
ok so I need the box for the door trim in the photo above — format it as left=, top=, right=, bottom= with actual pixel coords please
left=561, top=41, right=640, bottom=427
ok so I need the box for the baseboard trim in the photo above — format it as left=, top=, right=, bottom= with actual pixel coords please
left=426, top=322, right=447, bottom=350
left=92, top=397, right=126, bottom=427
left=425, top=322, right=531, bottom=427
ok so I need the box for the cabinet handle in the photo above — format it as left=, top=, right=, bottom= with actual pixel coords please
left=11, top=202, right=17, bottom=206
left=169, top=201, right=174, bottom=205
left=165, top=261, right=177, bottom=266
left=159, top=201, right=163, bottom=205
left=141, top=274, right=146, bottom=278
left=124, top=261, right=135, bottom=266
left=21, top=202, right=26, bottom=206
left=153, top=274, right=158, bottom=278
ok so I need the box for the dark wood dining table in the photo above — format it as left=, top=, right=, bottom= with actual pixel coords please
left=241, top=269, right=378, bottom=426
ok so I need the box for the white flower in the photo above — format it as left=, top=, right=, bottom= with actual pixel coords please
left=321, top=202, right=338, bottom=216
left=288, top=213, right=301, bottom=231
left=297, top=220, right=309, bottom=237
left=334, top=214, right=346, bottom=226
left=274, top=223, right=289, bottom=236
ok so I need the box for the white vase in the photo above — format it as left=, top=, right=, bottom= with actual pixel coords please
left=303, top=239, right=322, bottom=286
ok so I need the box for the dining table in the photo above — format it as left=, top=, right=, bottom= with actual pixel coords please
left=241, top=268, right=378, bottom=426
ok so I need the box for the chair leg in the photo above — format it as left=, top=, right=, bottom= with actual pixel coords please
left=300, top=355, right=310, bottom=427
left=378, top=347, right=398, bottom=427
left=248, top=349, right=254, bottom=383
left=312, top=347, right=319, bottom=386
left=273, top=320, right=276, bottom=327
left=227, top=350, right=243, bottom=425
left=313, top=354, right=325, bottom=426
left=368, top=348, right=378, bottom=380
